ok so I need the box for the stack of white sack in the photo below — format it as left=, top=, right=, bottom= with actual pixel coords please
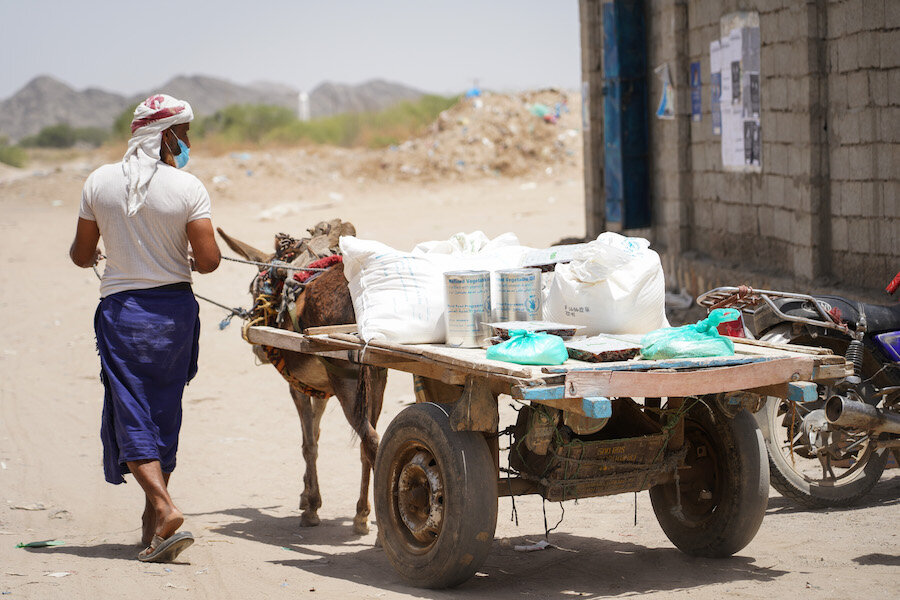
left=340, top=232, right=534, bottom=343
left=543, top=232, right=669, bottom=336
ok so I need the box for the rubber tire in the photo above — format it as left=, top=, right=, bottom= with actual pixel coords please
left=755, top=331, right=888, bottom=508
left=755, top=396, right=887, bottom=508
left=650, top=400, right=769, bottom=558
left=374, top=402, right=498, bottom=589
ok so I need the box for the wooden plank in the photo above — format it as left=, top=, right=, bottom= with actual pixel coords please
left=303, top=324, right=358, bottom=335
left=565, top=356, right=815, bottom=398
left=328, top=333, right=538, bottom=379
left=542, top=355, right=771, bottom=374
left=732, top=336, right=834, bottom=355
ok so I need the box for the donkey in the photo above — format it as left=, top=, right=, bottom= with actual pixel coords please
left=217, top=224, right=387, bottom=535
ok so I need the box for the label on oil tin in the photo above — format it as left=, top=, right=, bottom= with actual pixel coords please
left=444, top=271, right=491, bottom=347
left=496, top=268, right=542, bottom=322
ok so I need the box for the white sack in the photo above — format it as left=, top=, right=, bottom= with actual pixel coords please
left=341, top=233, right=533, bottom=343
left=543, top=232, right=668, bottom=336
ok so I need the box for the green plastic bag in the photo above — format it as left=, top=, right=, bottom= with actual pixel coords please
left=640, top=308, right=741, bottom=360
left=486, top=330, right=569, bottom=365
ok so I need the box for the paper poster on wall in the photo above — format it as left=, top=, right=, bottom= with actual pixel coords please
left=654, top=63, right=674, bottom=119
left=717, top=12, right=761, bottom=172
left=690, top=62, right=702, bottom=122
left=710, top=40, right=722, bottom=135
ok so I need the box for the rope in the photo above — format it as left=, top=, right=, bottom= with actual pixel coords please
left=222, top=255, right=329, bottom=272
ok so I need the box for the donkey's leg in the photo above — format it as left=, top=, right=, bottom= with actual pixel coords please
left=352, top=366, right=387, bottom=535
left=289, top=385, right=328, bottom=527
left=325, top=362, right=388, bottom=535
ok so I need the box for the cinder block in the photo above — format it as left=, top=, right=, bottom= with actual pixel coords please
left=829, top=72, right=848, bottom=108
left=848, top=218, right=872, bottom=253
left=766, top=175, right=787, bottom=206
left=789, top=77, right=811, bottom=110
left=888, top=68, right=900, bottom=106
left=792, top=182, right=813, bottom=213
left=829, top=146, right=851, bottom=180
left=841, top=181, right=863, bottom=215
left=885, top=181, right=900, bottom=217
left=767, top=77, right=788, bottom=110
left=773, top=207, right=794, bottom=242
left=781, top=8, right=802, bottom=42
left=839, top=35, right=860, bottom=73
left=836, top=110, right=859, bottom=144
left=857, top=30, right=881, bottom=70
left=881, top=107, right=900, bottom=143
left=767, top=143, right=789, bottom=175
left=842, top=1, right=864, bottom=35
left=848, top=146, right=876, bottom=180
left=832, top=216, right=850, bottom=251
left=792, top=244, right=814, bottom=280
left=793, top=210, right=813, bottom=241
left=883, top=30, right=900, bottom=68
left=888, top=0, right=900, bottom=29
left=856, top=109, right=876, bottom=143
left=868, top=70, right=889, bottom=107
left=847, top=70, right=870, bottom=108
left=861, top=0, right=885, bottom=31
left=859, top=181, right=878, bottom=216
left=789, top=144, right=812, bottom=177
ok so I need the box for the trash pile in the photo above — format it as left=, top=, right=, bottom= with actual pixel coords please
left=355, top=89, right=582, bottom=181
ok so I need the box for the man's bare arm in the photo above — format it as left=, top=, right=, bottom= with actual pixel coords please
left=186, top=218, right=221, bottom=273
left=70, top=218, right=102, bottom=268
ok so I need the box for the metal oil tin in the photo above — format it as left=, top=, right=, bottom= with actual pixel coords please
left=496, top=268, right=542, bottom=322
left=444, top=270, right=491, bottom=347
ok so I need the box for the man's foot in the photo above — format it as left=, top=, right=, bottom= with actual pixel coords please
left=141, top=507, right=155, bottom=547
left=138, top=531, right=194, bottom=563
left=155, top=506, right=184, bottom=540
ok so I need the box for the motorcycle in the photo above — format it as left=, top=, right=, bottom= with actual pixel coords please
left=696, top=273, right=900, bottom=508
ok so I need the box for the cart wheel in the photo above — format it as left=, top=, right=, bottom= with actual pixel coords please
left=649, top=399, right=769, bottom=558
left=374, top=402, right=497, bottom=588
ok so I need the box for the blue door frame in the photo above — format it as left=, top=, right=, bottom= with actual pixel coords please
left=602, top=0, right=650, bottom=229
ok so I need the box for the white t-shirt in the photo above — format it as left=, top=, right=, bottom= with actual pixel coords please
left=79, top=162, right=212, bottom=297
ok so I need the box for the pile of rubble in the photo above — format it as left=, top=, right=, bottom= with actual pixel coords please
left=353, top=89, right=583, bottom=181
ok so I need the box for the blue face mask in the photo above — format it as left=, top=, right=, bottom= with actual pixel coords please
left=166, top=134, right=190, bottom=168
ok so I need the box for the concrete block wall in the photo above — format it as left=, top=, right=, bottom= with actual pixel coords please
left=641, top=0, right=899, bottom=295
left=825, top=0, right=900, bottom=289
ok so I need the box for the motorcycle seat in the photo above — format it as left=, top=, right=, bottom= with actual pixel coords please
left=813, top=295, right=900, bottom=335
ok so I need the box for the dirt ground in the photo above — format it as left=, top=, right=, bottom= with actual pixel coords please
left=0, top=140, right=898, bottom=600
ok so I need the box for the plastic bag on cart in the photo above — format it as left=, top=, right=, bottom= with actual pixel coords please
left=486, top=330, right=569, bottom=365
left=543, top=232, right=668, bottom=336
left=640, top=308, right=741, bottom=360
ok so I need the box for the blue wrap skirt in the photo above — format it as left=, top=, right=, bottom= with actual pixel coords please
left=94, top=286, right=200, bottom=484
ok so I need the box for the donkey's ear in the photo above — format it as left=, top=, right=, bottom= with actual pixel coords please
left=216, top=228, right=272, bottom=263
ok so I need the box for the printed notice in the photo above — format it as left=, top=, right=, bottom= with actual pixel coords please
left=717, top=12, right=762, bottom=172
left=690, top=61, right=702, bottom=122
left=710, top=40, right=722, bottom=135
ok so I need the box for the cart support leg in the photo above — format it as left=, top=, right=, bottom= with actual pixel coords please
left=451, top=375, right=500, bottom=433
left=667, top=397, right=685, bottom=450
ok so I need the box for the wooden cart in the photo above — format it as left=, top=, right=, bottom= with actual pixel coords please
left=247, top=325, right=850, bottom=588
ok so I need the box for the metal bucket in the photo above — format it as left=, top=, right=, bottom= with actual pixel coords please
left=444, top=270, right=491, bottom=347
left=495, top=268, right=542, bottom=321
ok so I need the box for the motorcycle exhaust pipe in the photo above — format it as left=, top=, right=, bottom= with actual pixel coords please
left=825, top=395, right=900, bottom=434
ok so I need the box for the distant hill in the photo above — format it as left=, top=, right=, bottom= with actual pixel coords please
left=0, top=75, right=426, bottom=141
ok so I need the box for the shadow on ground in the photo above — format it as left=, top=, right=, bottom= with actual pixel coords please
left=765, top=474, right=900, bottom=515
left=199, top=506, right=788, bottom=598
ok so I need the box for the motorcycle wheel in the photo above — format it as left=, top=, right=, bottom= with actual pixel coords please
left=756, top=331, right=888, bottom=508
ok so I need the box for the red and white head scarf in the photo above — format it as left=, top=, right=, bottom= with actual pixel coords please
left=122, top=94, right=194, bottom=216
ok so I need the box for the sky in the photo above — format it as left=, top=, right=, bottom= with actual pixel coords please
left=0, top=0, right=582, bottom=100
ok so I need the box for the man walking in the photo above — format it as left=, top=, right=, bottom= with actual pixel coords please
left=70, top=94, right=220, bottom=563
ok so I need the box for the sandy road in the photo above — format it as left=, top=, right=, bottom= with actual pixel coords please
left=0, top=152, right=897, bottom=599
